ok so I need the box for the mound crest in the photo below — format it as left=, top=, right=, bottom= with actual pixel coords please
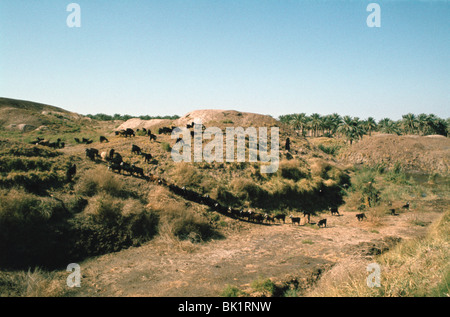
left=339, top=133, right=450, bottom=175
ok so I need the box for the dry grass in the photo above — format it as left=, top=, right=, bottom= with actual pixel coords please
left=306, top=209, right=450, bottom=297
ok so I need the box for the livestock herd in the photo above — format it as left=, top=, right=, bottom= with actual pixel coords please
left=52, top=126, right=412, bottom=228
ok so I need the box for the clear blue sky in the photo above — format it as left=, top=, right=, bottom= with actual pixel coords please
left=1, top=0, right=449, bottom=120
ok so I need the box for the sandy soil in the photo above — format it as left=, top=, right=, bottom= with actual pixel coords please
left=72, top=206, right=443, bottom=297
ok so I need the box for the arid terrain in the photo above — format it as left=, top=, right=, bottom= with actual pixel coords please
left=0, top=97, right=448, bottom=297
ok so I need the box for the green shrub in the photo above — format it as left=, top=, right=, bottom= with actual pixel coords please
left=221, top=285, right=246, bottom=297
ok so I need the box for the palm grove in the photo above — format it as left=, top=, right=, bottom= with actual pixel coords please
left=279, top=113, right=449, bottom=144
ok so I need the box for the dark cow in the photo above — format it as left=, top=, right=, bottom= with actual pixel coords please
left=149, top=133, right=157, bottom=141
left=131, top=144, right=141, bottom=155
left=251, top=213, right=265, bottom=223
left=141, top=152, right=152, bottom=163
left=402, top=201, right=410, bottom=210
left=158, top=127, right=173, bottom=134
left=274, top=214, right=286, bottom=224
left=317, top=218, right=327, bottom=228
left=108, top=162, right=122, bottom=174
left=264, top=213, right=275, bottom=224
left=356, top=213, right=367, bottom=221
left=131, top=164, right=145, bottom=177
left=289, top=215, right=301, bottom=225
left=330, top=207, right=340, bottom=216
left=120, top=162, right=133, bottom=175
left=85, top=148, right=99, bottom=160
left=82, top=138, right=93, bottom=144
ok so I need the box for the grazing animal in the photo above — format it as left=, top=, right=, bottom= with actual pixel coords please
left=402, top=201, right=410, bottom=210
left=330, top=207, right=340, bottom=216
left=85, top=148, right=99, bottom=160
left=120, top=162, right=133, bottom=175
left=389, top=208, right=398, bottom=216
left=141, top=152, right=153, bottom=163
left=108, top=162, right=122, bottom=173
left=175, top=137, right=184, bottom=144
left=356, top=213, right=367, bottom=221
left=131, top=164, right=145, bottom=177
left=149, top=133, right=157, bottom=141
left=100, top=151, right=108, bottom=161
left=252, top=213, right=265, bottom=223
left=100, top=136, right=109, bottom=143
left=82, top=138, right=93, bottom=144
left=131, top=144, right=141, bottom=155
left=317, top=218, right=327, bottom=228
left=111, top=152, right=122, bottom=164
left=302, top=211, right=312, bottom=223
left=66, top=164, right=76, bottom=181
left=274, top=214, right=286, bottom=224
left=289, top=215, right=301, bottom=225
left=264, top=213, right=275, bottom=224
left=74, top=137, right=81, bottom=144
left=108, top=149, right=115, bottom=161
left=125, top=128, right=135, bottom=137
left=158, top=127, right=173, bottom=134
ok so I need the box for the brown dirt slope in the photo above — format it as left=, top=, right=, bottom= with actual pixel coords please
left=0, top=97, right=87, bottom=131
left=338, top=134, right=450, bottom=175
left=116, top=109, right=280, bottom=132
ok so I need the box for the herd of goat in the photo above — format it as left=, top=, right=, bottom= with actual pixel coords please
left=43, top=126, right=412, bottom=227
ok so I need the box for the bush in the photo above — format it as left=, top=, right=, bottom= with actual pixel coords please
left=221, top=285, right=247, bottom=297
left=75, top=167, right=131, bottom=198
left=231, top=178, right=268, bottom=207
left=278, top=160, right=310, bottom=181
left=154, top=200, right=216, bottom=242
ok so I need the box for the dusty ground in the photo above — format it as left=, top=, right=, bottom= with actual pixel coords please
left=339, top=133, right=450, bottom=175
left=71, top=203, right=444, bottom=297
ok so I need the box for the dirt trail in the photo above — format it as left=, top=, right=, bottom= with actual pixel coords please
left=73, top=208, right=442, bottom=297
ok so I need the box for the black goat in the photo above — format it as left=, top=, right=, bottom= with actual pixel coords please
left=289, top=215, right=301, bottom=225
left=356, top=213, right=367, bottom=221
left=274, top=214, right=286, bottom=224
left=131, top=144, right=141, bottom=155
left=85, top=148, right=99, bottom=160
left=317, top=218, right=327, bottom=228
left=330, top=207, right=340, bottom=216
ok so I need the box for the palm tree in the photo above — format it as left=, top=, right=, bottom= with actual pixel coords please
left=378, top=118, right=400, bottom=135
left=329, top=113, right=342, bottom=136
left=290, top=113, right=308, bottom=136
left=309, top=113, right=322, bottom=137
left=363, top=117, right=377, bottom=136
left=338, top=116, right=364, bottom=144
left=401, top=113, right=418, bottom=135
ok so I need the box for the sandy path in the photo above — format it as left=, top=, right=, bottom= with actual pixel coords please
left=72, top=209, right=441, bottom=297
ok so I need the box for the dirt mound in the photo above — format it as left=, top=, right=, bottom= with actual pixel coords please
left=175, top=109, right=279, bottom=127
left=0, top=97, right=86, bottom=131
left=116, top=109, right=280, bottom=131
left=339, top=134, right=450, bottom=175
left=115, top=118, right=173, bottom=131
